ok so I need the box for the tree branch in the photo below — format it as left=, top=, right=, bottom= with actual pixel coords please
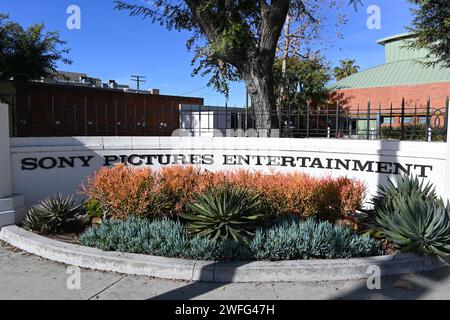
left=259, top=0, right=290, bottom=59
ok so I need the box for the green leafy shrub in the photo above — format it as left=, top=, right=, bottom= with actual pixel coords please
left=83, top=199, right=104, bottom=219
left=249, top=217, right=381, bottom=260
left=80, top=217, right=248, bottom=261
left=380, top=124, right=446, bottom=142
left=180, top=185, right=271, bottom=241
left=23, top=194, right=83, bottom=235
left=80, top=217, right=380, bottom=261
left=372, top=175, right=450, bottom=257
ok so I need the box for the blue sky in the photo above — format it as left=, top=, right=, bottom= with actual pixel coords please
left=0, top=0, right=414, bottom=106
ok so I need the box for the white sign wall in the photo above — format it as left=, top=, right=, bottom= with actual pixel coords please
left=9, top=136, right=449, bottom=206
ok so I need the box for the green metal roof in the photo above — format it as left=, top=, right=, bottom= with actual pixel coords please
left=330, top=33, right=450, bottom=90
left=376, top=33, right=413, bottom=45
left=331, top=59, right=450, bottom=90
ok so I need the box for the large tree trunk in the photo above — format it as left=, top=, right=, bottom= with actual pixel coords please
left=184, top=0, right=289, bottom=137
left=242, top=61, right=277, bottom=137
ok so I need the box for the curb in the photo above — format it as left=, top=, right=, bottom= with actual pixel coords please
left=1, top=225, right=448, bottom=283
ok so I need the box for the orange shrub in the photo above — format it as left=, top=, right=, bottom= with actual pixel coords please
left=336, top=177, right=367, bottom=217
left=81, top=164, right=154, bottom=220
left=157, top=166, right=203, bottom=215
left=81, top=165, right=367, bottom=221
left=224, top=171, right=349, bottom=219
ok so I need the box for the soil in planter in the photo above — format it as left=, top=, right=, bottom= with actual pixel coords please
left=20, top=223, right=87, bottom=246
left=379, top=238, right=397, bottom=255
left=47, top=233, right=83, bottom=245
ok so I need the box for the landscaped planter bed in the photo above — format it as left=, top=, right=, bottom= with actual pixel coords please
left=11, top=165, right=450, bottom=282
left=1, top=225, right=448, bottom=283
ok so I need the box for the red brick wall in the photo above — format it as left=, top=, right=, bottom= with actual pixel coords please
left=333, top=82, right=450, bottom=112
left=13, top=82, right=203, bottom=137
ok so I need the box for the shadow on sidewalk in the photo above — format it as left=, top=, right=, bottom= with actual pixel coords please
left=149, top=261, right=250, bottom=300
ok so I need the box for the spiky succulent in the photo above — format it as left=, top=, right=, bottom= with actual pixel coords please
left=372, top=175, right=450, bottom=257
left=180, top=185, right=268, bottom=242
left=374, top=197, right=450, bottom=256
left=23, top=194, right=83, bottom=235
left=372, top=175, right=439, bottom=212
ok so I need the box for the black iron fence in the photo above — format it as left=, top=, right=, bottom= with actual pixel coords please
left=180, top=98, right=449, bottom=142
left=4, top=90, right=449, bottom=142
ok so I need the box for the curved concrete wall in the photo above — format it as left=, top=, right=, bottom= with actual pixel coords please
left=9, top=136, right=448, bottom=206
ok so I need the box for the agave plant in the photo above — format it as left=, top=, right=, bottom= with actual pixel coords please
left=23, top=194, right=83, bottom=235
left=371, top=175, right=450, bottom=257
left=372, top=175, right=439, bottom=212
left=374, top=197, right=450, bottom=256
left=180, top=185, right=268, bottom=242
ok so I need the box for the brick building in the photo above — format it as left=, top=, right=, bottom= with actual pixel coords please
left=0, top=77, right=203, bottom=137
left=330, top=33, right=450, bottom=132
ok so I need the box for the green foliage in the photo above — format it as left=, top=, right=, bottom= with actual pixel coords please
left=80, top=217, right=248, bottom=261
left=371, top=175, right=439, bottom=214
left=114, top=1, right=360, bottom=98
left=372, top=175, right=450, bottom=257
left=80, top=217, right=380, bottom=261
left=375, top=199, right=450, bottom=257
left=0, top=14, right=71, bottom=83
left=406, top=0, right=450, bottom=68
left=333, top=59, right=360, bottom=81
left=274, top=55, right=331, bottom=111
left=23, top=194, right=83, bottom=235
left=180, top=185, right=270, bottom=241
left=83, top=199, right=104, bottom=219
left=250, top=217, right=381, bottom=260
left=380, top=124, right=446, bottom=142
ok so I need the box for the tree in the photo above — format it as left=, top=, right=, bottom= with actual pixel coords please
left=114, top=0, right=359, bottom=135
left=333, top=59, right=359, bottom=81
left=406, top=0, right=450, bottom=68
left=274, top=54, right=331, bottom=112
left=0, top=14, right=71, bottom=84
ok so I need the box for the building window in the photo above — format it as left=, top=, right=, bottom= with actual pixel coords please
left=403, top=117, right=413, bottom=125
left=418, top=116, right=427, bottom=125
left=382, top=117, right=394, bottom=125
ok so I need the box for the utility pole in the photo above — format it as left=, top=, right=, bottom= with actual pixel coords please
left=245, top=87, right=249, bottom=131
left=131, top=75, right=147, bottom=91
left=281, top=14, right=291, bottom=100
left=277, top=14, right=291, bottom=135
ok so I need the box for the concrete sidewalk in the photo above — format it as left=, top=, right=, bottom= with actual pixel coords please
left=0, top=241, right=449, bottom=300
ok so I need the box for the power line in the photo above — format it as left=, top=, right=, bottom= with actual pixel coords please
left=178, top=86, right=209, bottom=96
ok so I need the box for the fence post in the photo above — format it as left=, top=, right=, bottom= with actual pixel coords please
left=378, top=103, right=382, bottom=139
left=335, top=100, right=340, bottom=138
left=316, top=106, right=319, bottom=135
left=51, top=95, right=55, bottom=133
left=199, top=104, right=202, bottom=137
left=400, top=98, right=406, bottom=141
left=413, top=100, right=417, bottom=138
left=446, top=96, right=450, bottom=200
left=425, top=97, right=431, bottom=142
left=366, top=100, right=371, bottom=140
left=27, top=94, right=31, bottom=136
left=84, top=96, right=88, bottom=136
left=354, top=105, right=358, bottom=137
left=114, top=99, right=118, bottom=136
left=445, top=96, right=449, bottom=143
left=0, top=103, right=26, bottom=227
left=306, top=101, right=310, bottom=138
left=10, top=94, right=17, bottom=137
left=389, top=103, right=393, bottom=137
